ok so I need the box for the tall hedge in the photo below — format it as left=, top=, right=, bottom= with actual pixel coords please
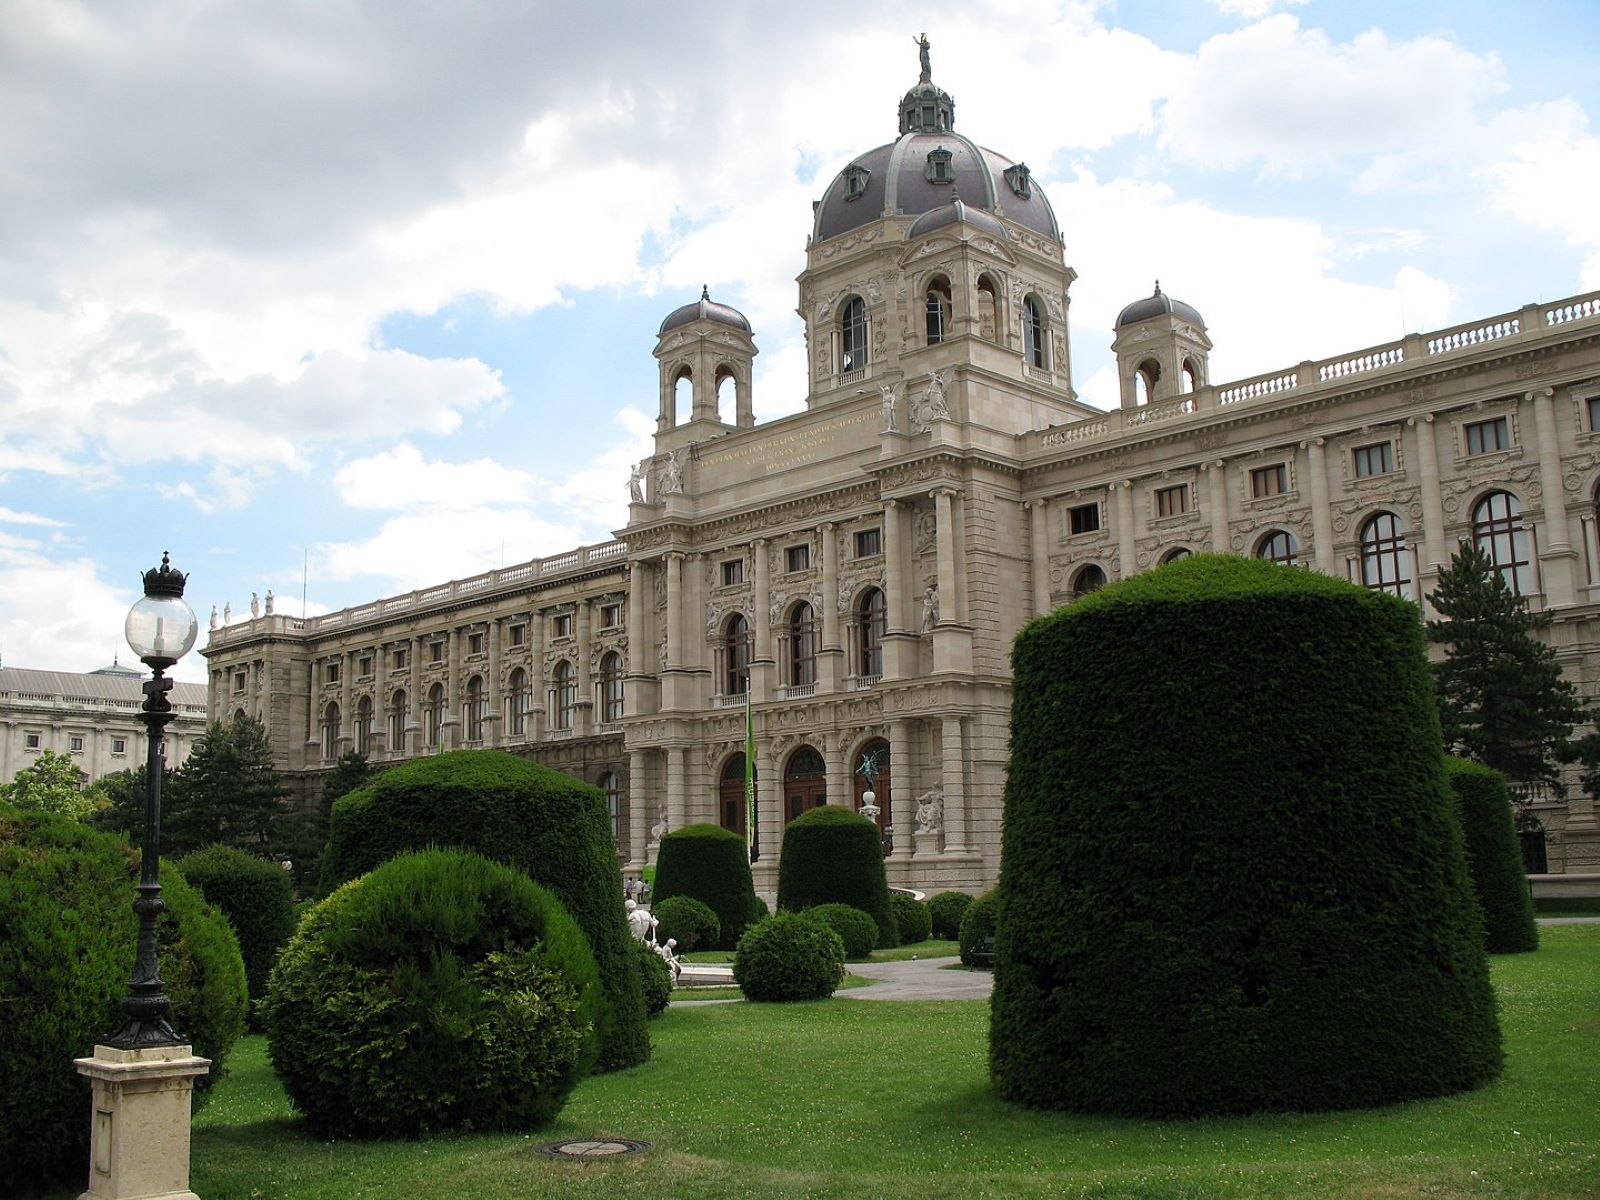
left=776, top=805, right=897, bottom=949
left=1444, top=757, right=1540, bottom=954
left=653, top=823, right=761, bottom=950
left=0, top=806, right=246, bottom=1191
left=992, top=555, right=1500, bottom=1116
left=319, top=750, right=648, bottom=1071
left=178, top=844, right=297, bottom=1016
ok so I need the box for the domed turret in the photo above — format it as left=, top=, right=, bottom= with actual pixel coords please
left=659, top=286, right=752, bottom=336
left=1115, top=282, right=1206, bottom=331
left=1112, top=282, right=1213, bottom=410
left=654, top=287, right=757, bottom=434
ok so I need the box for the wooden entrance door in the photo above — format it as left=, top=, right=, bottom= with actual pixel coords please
left=784, top=745, right=827, bottom=822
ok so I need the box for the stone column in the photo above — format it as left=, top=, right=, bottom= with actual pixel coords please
left=1205, top=460, right=1230, bottom=552
left=576, top=598, right=593, bottom=736
left=529, top=613, right=545, bottom=742
left=751, top=539, right=773, bottom=698
left=883, top=502, right=906, bottom=632
left=940, top=715, right=968, bottom=853
left=75, top=1044, right=211, bottom=1200
left=1410, top=414, right=1448, bottom=608
left=1304, top=438, right=1336, bottom=573
left=1115, top=481, right=1136, bottom=579
left=667, top=745, right=688, bottom=833
left=665, top=552, right=683, bottom=671
left=888, top=719, right=912, bottom=861
left=444, top=627, right=460, bottom=749
left=627, top=563, right=648, bottom=677
left=1531, top=387, right=1576, bottom=606
left=755, top=741, right=781, bottom=887
left=934, top=489, right=959, bottom=623
left=820, top=523, right=841, bottom=689
left=1028, top=499, right=1051, bottom=614
left=486, top=618, right=502, bottom=747
left=627, top=749, right=649, bottom=872
left=825, top=731, right=850, bottom=814
left=339, top=650, right=352, bottom=750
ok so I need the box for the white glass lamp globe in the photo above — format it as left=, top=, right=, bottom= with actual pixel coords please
left=126, top=591, right=198, bottom=663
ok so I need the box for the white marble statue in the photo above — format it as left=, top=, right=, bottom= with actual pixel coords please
left=210, top=605, right=220, bottom=630
left=250, top=592, right=260, bottom=618
left=264, top=589, right=275, bottom=615
left=625, top=899, right=658, bottom=944
left=880, top=384, right=899, bottom=432
left=915, top=787, right=944, bottom=835
left=921, top=582, right=940, bottom=630
left=628, top=459, right=647, bottom=502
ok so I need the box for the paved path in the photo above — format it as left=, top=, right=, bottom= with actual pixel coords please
left=1537, top=916, right=1600, bottom=924
left=839, top=955, right=992, bottom=1000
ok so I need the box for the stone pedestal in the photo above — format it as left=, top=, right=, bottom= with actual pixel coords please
left=74, top=1044, right=211, bottom=1200
left=913, top=830, right=942, bottom=858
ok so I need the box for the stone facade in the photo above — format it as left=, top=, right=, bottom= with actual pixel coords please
left=202, top=56, right=1600, bottom=890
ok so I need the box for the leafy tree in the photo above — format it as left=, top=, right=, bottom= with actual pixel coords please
left=84, top=764, right=171, bottom=841
left=164, top=715, right=291, bottom=857
left=1, top=750, right=90, bottom=819
left=283, top=750, right=372, bottom=893
left=321, top=750, right=371, bottom=809
left=1427, top=542, right=1579, bottom=787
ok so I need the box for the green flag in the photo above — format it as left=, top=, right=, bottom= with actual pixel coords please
left=745, top=687, right=756, bottom=861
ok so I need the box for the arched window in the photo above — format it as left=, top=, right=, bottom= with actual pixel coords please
left=840, top=296, right=868, bottom=374
left=1182, top=357, right=1202, bottom=394
left=784, top=744, right=827, bottom=821
left=552, top=660, right=576, bottom=731
left=976, top=274, right=999, bottom=341
left=789, top=602, right=819, bottom=687
left=1257, top=529, right=1301, bottom=567
left=233, top=707, right=249, bottom=726
left=925, top=276, right=952, bottom=344
left=464, top=675, right=484, bottom=742
left=354, top=695, right=372, bottom=756
left=1161, top=547, right=1192, bottom=565
left=1023, top=295, right=1047, bottom=368
left=725, top=613, right=751, bottom=696
left=507, top=667, right=528, bottom=737
left=1472, top=490, right=1532, bottom=595
left=715, top=365, right=736, bottom=422
left=672, top=365, right=692, bottom=425
left=1360, top=512, right=1411, bottom=597
left=858, top=587, right=886, bottom=678
left=424, top=683, right=445, bottom=748
left=1072, top=564, right=1106, bottom=598
left=1135, top=358, right=1160, bottom=405
left=598, top=770, right=621, bottom=844
left=598, top=652, right=624, bottom=723
left=321, top=702, right=340, bottom=761
left=720, top=753, right=755, bottom=846
left=388, top=689, right=406, bottom=749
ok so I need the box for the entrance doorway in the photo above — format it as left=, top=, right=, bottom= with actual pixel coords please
left=853, top=738, right=891, bottom=850
left=719, top=753, right=758, bottom=859
left=784, top=745, right=827, bottom=822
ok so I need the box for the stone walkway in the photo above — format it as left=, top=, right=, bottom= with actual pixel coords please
left=838, top=955, right=992, bottom=1001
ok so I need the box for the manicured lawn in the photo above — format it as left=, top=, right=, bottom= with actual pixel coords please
left=47, top=927, right=1600, bottom=1199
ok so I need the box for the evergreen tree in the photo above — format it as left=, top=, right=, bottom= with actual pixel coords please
left=84, top=765, right=166, bottom=840
left=1, top=749, right=90, bottom=819
left=1427, top=542, right=1579, bottom=786
left=164, top=714, right=291, bottom=857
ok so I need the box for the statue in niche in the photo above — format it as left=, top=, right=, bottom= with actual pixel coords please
left=914, top=787, right=944, bottom=835
left=921, top=582, right=940, bottom=630
left=909, top=370, right=949, bottom=432
left=264, top=589, right=274, bottom=615
left=658, top=448, right=686, bottom=495
left=880, top=384, right=899, bottom=433
left=628, top=459, right=647, bottom=502
left=250, top=592, right=260, bottom=618
left=650, top=811, right=668, bottom=843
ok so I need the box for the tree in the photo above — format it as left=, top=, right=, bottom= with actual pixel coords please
left=1427, top=542, right=1580, bottom=787
left=163, top=714, right=292, bottom=857
left=84, top=764, right=171, bottom=842
left=1, top=750, right=90, bottom=819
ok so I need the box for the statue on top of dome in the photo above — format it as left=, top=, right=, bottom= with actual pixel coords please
left=915, top=33, right=931, bottom=82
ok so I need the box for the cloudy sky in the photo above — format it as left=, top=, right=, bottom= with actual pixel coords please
left=2, top=0, right=1597, bottom=682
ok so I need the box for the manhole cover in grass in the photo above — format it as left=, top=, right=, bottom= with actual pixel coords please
left=535, top=1138, right=651, bottom=1159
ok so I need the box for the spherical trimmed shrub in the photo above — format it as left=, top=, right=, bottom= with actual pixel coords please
left=806, top=902, right=880, bottom=959
left=928, top=890, right=974, bottom=940
left=632, top=939, right=673, bottom=1017
left=776, top=805, right=897, bottom=949
left=264, top=849, right=600, bottom=1137
left=319, top=749, right=648, bottom=1071
left=993, top=555, right=1501, bottom=1116
left=0, top=805, right=246, bottom=1191
left=733, top=910, right=846, bottom=1002
left=653, top=894, right=720, bottom=953
left=1444, top=758, right=1539, bottom=954
left=958, top=890, right=999, bottom=967
left=892, top=893, right=932, bottom=945
left=653, top=822, right=761, bottom=950
left=178, top=844, right=296, bottom=1019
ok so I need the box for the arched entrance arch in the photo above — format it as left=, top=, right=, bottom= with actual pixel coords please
left=784, top=744, right=827, bottom=823
left=719, top=752, right=759, bottom=859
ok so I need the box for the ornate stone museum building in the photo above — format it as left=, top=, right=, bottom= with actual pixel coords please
left=203, top=53, right=1600, bottom=890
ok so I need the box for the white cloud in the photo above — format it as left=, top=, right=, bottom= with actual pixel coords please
left=1478, top=100, right=1600, bottom=289
left=335, top=444, right=537, bottom=512
left=0, top=539, right=151, bottom=676
left=0, top=508, right=67, bottom=527
left=1213, top=0, right=1305, bottom=18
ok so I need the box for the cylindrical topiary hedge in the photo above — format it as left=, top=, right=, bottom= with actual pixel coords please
left=319, top=750, right=648, bottom=1071
left=0, top=805, right=247, bottom=1192
left=928, top=890, right=973, bottom=940
left=807, top=902, right=880, bottom=959
left=178, top=844, right=296, bottom=1019
left=776, top=805, right=897, bottom=949
left=959, top=890, right=999, bottom=967
left=1444, top=757, right=1539, bottom=954
left=653, top=823, right=760, bottom=950
left=632, top=939, right=673, bottom=1017
left=653, top=894, right=720, bottom=953
left=734, top=911, right=846, bottom=1001
left=993, top=555, right=1501, bottom=1116
left=892, top=893, right=932, bottom=945
left=264, top=849, right=600, bottom=1137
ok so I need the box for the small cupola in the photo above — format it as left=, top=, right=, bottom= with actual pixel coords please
left=1111, top=282, right=1213, bottom=410
left=654, top=286, right=757, bottom=433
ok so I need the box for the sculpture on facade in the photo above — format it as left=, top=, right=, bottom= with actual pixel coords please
left=210, top=605, right=220, bottom=630
left=915, top=32, right=931, bottom=81
left=921, top=582, right=940, bottom=630
left=250, top=591, right=261, bottom=618
left=650, top=812, right=668, bottom=843
left=880, top=384, right=899, bottom=433
left=915, top=787, right=944, bottom=835
left=223, top=601, right=232, bottom=624
left=658, top=448, right=686, bottom=495
left=628, top=459, right=648, bottom=502
left=909, top=370, right=949, bottom=432
left=264, top=589, right=275, bottom=615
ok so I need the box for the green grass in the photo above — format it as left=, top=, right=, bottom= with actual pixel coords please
left=40, top=927, right=1599, bottom=1200
left=672, top=973, right=873, bottom=1003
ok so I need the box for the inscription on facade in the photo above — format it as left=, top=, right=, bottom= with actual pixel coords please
left=699, top=410, right=878, bottom=475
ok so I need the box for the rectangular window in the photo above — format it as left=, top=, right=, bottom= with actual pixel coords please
left=1588, top=395, right=1600, bottom=432
left=721, top=558, right=745, bottom=587
left=785, top=544, right=811, bottom=573
left=509, top=624, right=527, bottom=647
left=1250, top=464, right=1288, bottom=498
left=393, top=647, right=408, bottom=670
left=1353, top=441, right=1394, bottom=478
left=24, top=732, right=41, bottom=750
left=600, top=602, right=622, bottom=629
left=429, top=641, right=445, bottom=664
left=1155, top=485, right=1189, bottom=518
left=326, top=661, right=340, bottom=684
left=1465, top=417, right=1510, bottom=455
left=69, top=735, right=84, bottom=752
left=111, top=737, right=127, bottom=754
left=1068, top=503, right=1100, bottom=536
left=553, top=613, right=573, bottom=640
left=853, top=528, right=882, bottom=557
left=359, top=655, right=374, bottom=677
left=468, top=632, right=484, bottom=656
left=233, top=669, right=246, bottom=692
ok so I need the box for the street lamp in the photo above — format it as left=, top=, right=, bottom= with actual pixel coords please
left=109, top=551, right=198, bottom=1049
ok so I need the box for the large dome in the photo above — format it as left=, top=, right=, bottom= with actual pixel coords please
left=812, top=41, right=1060, bottom=246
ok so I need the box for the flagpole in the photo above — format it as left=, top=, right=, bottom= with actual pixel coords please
left=744, top=686, right=756, bottom=863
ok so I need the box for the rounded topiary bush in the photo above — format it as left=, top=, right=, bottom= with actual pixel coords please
left=776, top=805, right=897, bottom=949
left=1444, top=757, right=1539, bottom=954
left=806, top=902, right=880, bottom=959
left=0, top=805, right=246, bottom=1192
left=653, top=823, right=761, bottom=950
left=633, top=939, right=673, bottom=1017
left=319, top=749, right=647, bottom=1071
left=992, top=555, right=1501, bottom=1116
left=958, top=889, right=999, bottom=967
left=734, top=910, right=846, bottom=1002
left=178, top=844, right=296, bottom=1020
left=653, top=894, right=720, bottom=953
left=264, top=849, right=600, bottom=1138
left=892, top=893, right=932, bottom=945
left=928, top=890, right=973, bottom=940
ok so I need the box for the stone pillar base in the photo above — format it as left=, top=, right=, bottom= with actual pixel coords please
left=913, top=830, right=943, bottom=858
left=75, top=1044, right=211, bottom=1200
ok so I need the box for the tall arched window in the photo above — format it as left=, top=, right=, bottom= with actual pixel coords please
left=1072, top=564, right=1106, bottom=598
left=1023, top=295, right=1047, bottom=369
left=424, top=683, right=445, bottom=748
left=598, top=652, right=624, bottom=723
left=354, top=695, right=372, bottom=756
left=840, top=296, right=867, bottom=374
left=925, top=276, right=952, bottom=344
left=725, top=613, right=751, bottom=696
left=598, top=770, right=621, bottom=844
left=1472, top=490, right=1532, bottom=595
left=672, top=365, right=692, bottom=425
left=464, top=675, right=484, bottom=742
left=507, top=667, right=528, bottom=737
left=858, top=587, right=886, bottom=678
left=1135, top=358, right=1160, bottom=405
left=552, top=660, right=576, bottom=731
left=321, top=702, right=340, bottom=761
left=1257, top=529, right=1300, bottom=567
left=1360, top=512, right=1411, bottom=597
left=789, top=602, right=819, bottom=687
left=388, top=689, right=407, bottom=749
